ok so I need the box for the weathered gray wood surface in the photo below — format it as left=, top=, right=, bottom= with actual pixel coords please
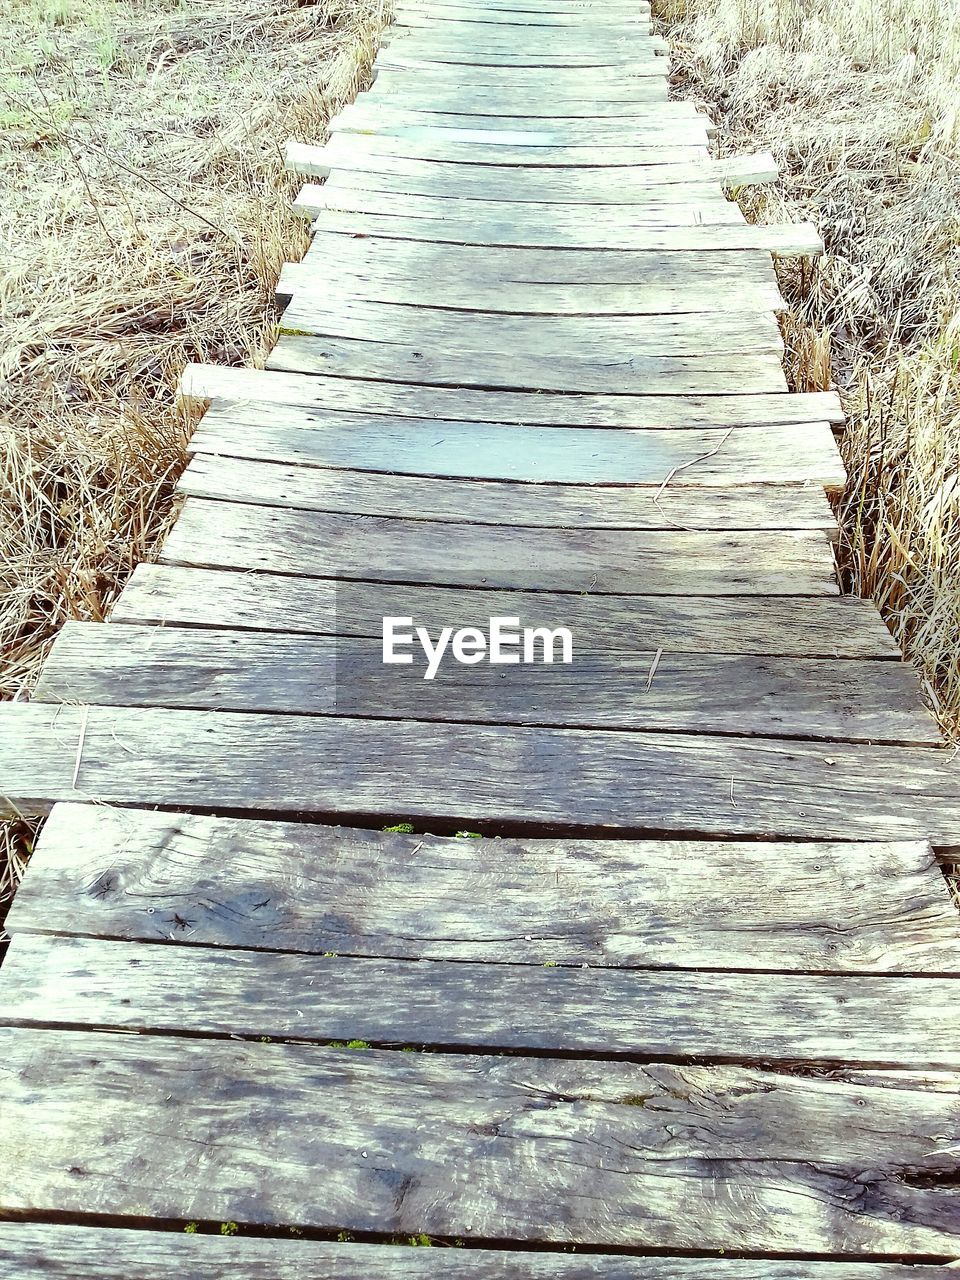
left=289, top=134, right=710, bottom=169
left=392, top=7, right=652, bottom=29
left=268, top=333, right=789, bottom=393
left=159, top=499, right=840, bottom=595
left=309, top=204, right=822, bottom=252
left=179, top=454, right=839, bottom=530
left=35, top=622, right=934, bottom=744
left=189, top=409, right=842, bottom=488
left=11, top=804, right=958, bottom=973
left=6, top=935, right=960, bottom=1068
left=113, top=566, right=896, bottom=655
left=320, top=168, right=731, bottom=204
left=181, top=363, right=845, bottom=425
left=4, top=703, right=960, bottom=842
left=375, top=57, right=667, bottom=85
left=14, top=1227, right=952, bottom=1280
left=330, top=102, right=716, bottom=144
left=2, top=1028, right=960, bottom=1252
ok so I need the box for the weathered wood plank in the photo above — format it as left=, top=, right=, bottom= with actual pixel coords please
left=310, top=206, right=823, bottom=254
left=35, top=622, right=933, bottom=744
left=159, top=498, right=839, bottom=595
left=6, top=935, right=960, bottom=1070
left=377, top=46, right=665, bottom=72
left=3, top=1028, right=960, bottom=1252
left=315, top=141, right=775, bottom=196
left=4, top=702, right=960, bottom=841
left=181, top=364, right=846, bottom=426
left=12, top=803, right=956, bottom=971
left=315, top=153, right=772, bottom=202
left=13, top=1227, right=953, bottom=1280
left=393, top=7, right=651, bottom=29
left=276, top=290, right=784, bottom=352
left=113, top=567, right=896, bottom=656
left=268, top=333, right=789, bottom=394
left=331, top=100, right=716, bottom=142
left=383, top=26, right=649, bottom=54
left=373, top=58, right=667, bottom=85
left=309, top=180, right=741, bottom=224
left=287, top=235, right=786, bottom=316
left=288, top=135, right=711, bottom=172
left=188, top=409, right=841, bottom=488
left=179, top=454, right=839, bottom=530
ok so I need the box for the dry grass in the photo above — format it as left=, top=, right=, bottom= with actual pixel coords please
left=0, top=0, right=387, bottom=931
left=657, top=0, right=960, bottom=736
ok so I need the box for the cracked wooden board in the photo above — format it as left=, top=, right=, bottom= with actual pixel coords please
left=178, top=454, right=839, bottom=530
left=157, top=498, right=839, bottom=595
left=187, top=410, right=842, bottom=488
left=5, top=938, right=960, bottom=1070
left=4, top=702, right=960, bottom=841
left=11, top=804, right=957, bottom=971
left=288, top=135, right=711, bottom=170
left=309, top=206, right=821, bottom=253
left=113, top=567, right=896, bottom=656
left=181, top=363, right=845, bottom=426
left=276, top=292, right=784, bottom=351
left=14, top=1228, right=956, bottom=1280
left=267, top=334, right=789, bottom=394
left=2, top=1028, right=960, bottom=1252
left=34, top=622, right=935, bottom=744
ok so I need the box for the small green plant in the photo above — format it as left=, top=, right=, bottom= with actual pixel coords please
left=346, top=1040, right=370, bottom=1050
left=455, top=830, right=482, bottom=839
left=183, top=1222, right=199, bottom=1234
left=383, top=822, right=414, bottom=834
left=407, top=1233, right=432, bottom=1247
left=220, top=1222, right=239, bottom=1236
left=337, top=1230, right=355, bottom=1243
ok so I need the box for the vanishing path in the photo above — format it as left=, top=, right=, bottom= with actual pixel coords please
left=2, top=1, right=960, bottom=1272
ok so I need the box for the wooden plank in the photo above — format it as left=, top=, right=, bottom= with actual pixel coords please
left=12, top=1228, right=953, bottom=1280
left=275, top=292, right=784, bottom=353
left=187, top=408, right=842, bottom=488
left=383, top=27, right=648, bottom=55
left=5, top=701, right=960, bottom=840
left=336, top=87, right=681, bottom=117
left=309, top=180, right=743, bottom=224
left=179, top=454, right=840, bottom=530
left=6, top=935, right=960, bottom=1071
left=393, top=5, right=652, bottom=27
left=313, top=152, right=777, bottom=199
left=373, top=58, right=667, bottom=86
left=317, top=173, right=736, bottom=209
left=158, top=498, right=839, bottom=595
left=268, top=333, right=789, bottom=394
left=3, top=1029, right=960, bottom=1254
left=291, top=233, right=785, bottom=313
left=310, top=206, right=823, bottom=255
left=400, top=0, right=654, bottom=14
left=330, top=100, right=716, bottom=142
left=288, top=136, right=712, bottom=172
left=180, top=363, right=846, bottom=426
left=34, top=622, right=935, bottom=745
left=12, top=803, right=956, bottom=971
left=377, top=46, right=664, bottom=72
left=112, top=566, right=898, bottom=657
left=316, top=138, right=776, bottom=188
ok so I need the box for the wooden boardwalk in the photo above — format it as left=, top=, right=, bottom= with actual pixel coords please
left=2, top=0, right=960, bottom=1271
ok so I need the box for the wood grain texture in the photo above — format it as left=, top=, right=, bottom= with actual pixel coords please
left=179, top=453, right=840, bottom=530
left=330, top=101, right=715, bottom=144
left=392, top=8, right=652, bottom=29
left=275, top=290, right=785, bottom=351
left=3, top=1028, right=960, bottom=1251
left=288, top=135, right=711, bottom=172
left=189, top=409, right=842, bottom=488
left=158, top=498, right=840, bottom=595
left=309, top=205, right=823, bottom=253
left=11, top=803, right=957, bottom=972
left=181, top=363, right=846, bottom=426
left=319, top=168, right=735, bottom=206
left=268, top=333, right=789, bottom=394
left=307, top=179, right=741, bottom=223
left=373, top=59, right=667, bottom=87
left=34, top=622, right=934, bottom=744
left=4, top=702, right=960, bottom=841
left=6, top=936, right=960, bottom=1070
left=14, top=1227, right=952, bottom=1280
left=112, top=566, right=896, bottom=656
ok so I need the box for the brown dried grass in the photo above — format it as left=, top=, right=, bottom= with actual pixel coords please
left=0, top=0, right=387, bottom=931
left=657, top=0, right=960, bottom=737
